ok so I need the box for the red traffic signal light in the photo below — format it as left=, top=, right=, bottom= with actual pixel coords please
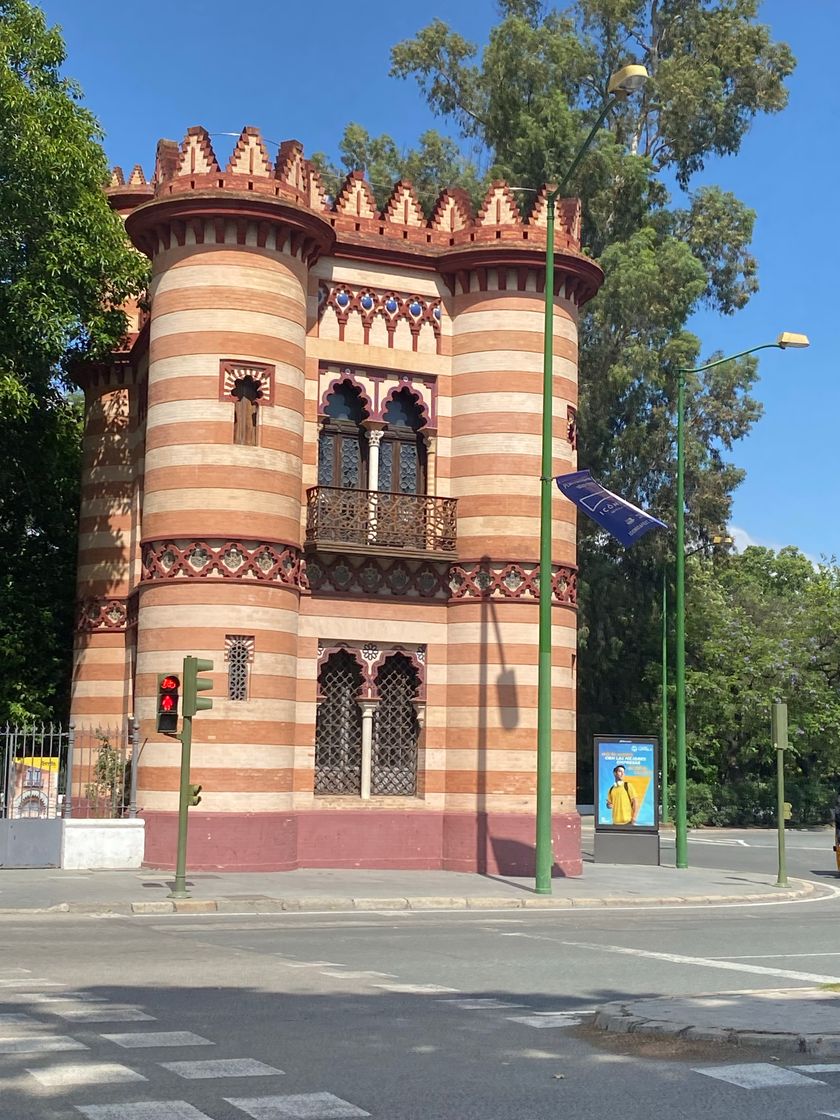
left=157, top=673, right=180, bottom=735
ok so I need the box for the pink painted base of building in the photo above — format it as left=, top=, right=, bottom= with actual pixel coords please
left=141, top=810, right=582, bottom=877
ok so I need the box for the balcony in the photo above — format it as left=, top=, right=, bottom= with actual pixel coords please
left=305, top=487, right=457, bottom=560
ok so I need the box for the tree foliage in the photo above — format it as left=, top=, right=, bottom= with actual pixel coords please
left=684, top=548, right=840, bottom=825
left=0, top=0, right=147, bottom=721
left=381, top=1, right=798, bottom=793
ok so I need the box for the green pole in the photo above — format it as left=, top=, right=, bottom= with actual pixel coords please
left=772, top=701, right=788, bottom=888
left=535, top=99, right=621, bottom=895
left=661, top=569, right=669, bottom=824
left=674, top=371, right=687, bottom=867
left=169, top=713, right=192, bottom=899
left=673, top=340, right=802, bottom=870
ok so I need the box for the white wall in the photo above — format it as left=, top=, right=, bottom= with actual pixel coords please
left=61, top=818, right=145, bottom=870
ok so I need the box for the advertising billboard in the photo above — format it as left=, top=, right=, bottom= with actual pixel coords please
left=594, top=736, right=658, bottom=832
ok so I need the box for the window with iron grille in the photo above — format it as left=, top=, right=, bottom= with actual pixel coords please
left=372, top=652, right=420, bottom=795
left=315, top=650, right=364, bottom=794
left=225, top=635, right=254, bottom=701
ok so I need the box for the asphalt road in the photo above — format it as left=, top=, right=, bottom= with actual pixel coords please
left=2, top=867, right=840, bottom=1120
left=583, top=822, right=840, bottom=884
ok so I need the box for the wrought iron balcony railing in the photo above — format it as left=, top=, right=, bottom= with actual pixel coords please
left=306, top=487, right=457, bottom=559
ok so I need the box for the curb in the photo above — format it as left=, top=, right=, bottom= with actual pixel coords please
left=0, top=876, right=819, bottom=918
left=593, top=999, right=840, bottom=1056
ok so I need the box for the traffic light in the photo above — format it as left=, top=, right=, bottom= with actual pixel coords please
left=188, top=783, right=202, bottom=807
left=183, top=656, right=214, bottom=718
left=156, top=674, right=180, bottom=735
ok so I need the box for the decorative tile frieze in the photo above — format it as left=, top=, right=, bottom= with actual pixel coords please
left=139, top=540, right=576, bottom=605
left=448, top=562, right=577, bottom=605
left=77, top=598, right=128, bottom=632
left=141, top=539, right=303, bottom=585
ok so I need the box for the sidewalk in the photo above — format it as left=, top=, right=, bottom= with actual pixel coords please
left=595, top=987, right=840, bottom=1055
left=0, top=863, right=821, bottom=916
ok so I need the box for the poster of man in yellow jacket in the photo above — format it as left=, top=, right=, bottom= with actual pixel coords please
left=595, top=737, right=658, bottom=830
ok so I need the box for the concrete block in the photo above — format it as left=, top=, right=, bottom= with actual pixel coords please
left=734, top=1031, right=801, bottom=1052
left=67, top=902, right=131, bottom=915
left=62, top=818, right=145, bottom=870
left=293, top=897, right=356, bottom=911
left=683, top=1026, right=734, bottom=1044
left=465, top=897, right=524, bottom=909
left=407, top=897, right=467, bottom=910
left=638, top=1019, right=691, bottom=1037
left=216, top=898, right=260, bottom=913
left=173, top=899, right=217, bottom=914
left=522, top=896, right=574, bottom=908
left=801, top=1034, right=840, bottom=1056
left=131, top=900, right=174, bottom=914
left=352, top=897, right=409, bottom=910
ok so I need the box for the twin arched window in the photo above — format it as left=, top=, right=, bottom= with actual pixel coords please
left=318, top=381, right=427, bottom=495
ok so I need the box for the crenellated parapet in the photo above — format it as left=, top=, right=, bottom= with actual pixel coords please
left=111, top=125, right=603, bottom=304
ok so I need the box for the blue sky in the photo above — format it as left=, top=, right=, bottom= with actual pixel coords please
left=42, top=1, right=836, bottom=559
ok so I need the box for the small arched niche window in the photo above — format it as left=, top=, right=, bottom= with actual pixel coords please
left=380, top=388, right=426, bottom=495
left=318, top=380, right=368, bottom=489
left=231, top=376, right=262, bottom=447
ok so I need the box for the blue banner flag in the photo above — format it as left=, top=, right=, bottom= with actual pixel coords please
left=555, top=470, right=667, bottom=547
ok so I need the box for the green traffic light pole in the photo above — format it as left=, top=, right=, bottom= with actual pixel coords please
left=536, top=64, right=649, bottom=895
left=169, top=655, right=214, bottom=900
left=661, top=570, right=669, bottom=824
left=673, top=334, right=809, bottom=869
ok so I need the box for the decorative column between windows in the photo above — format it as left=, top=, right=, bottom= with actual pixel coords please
left=422, top=430, right=437, bottom=497
left=359, top=701, right=378, bottom=800
left=364, top=425, right=385, bottom=545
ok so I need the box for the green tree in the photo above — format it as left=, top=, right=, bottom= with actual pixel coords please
left=0, top=0, right=147, bottom=721
left=386, top=1, right=794, bottom=790
left=312, top=124, right=483, bottom=212
left=684, top=548, right=840, bottom=825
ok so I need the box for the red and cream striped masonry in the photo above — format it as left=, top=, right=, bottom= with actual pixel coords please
left=70, top=125, right=603, bottom=871
left=72, top=372, right=138, bottom=723
left=445, top=275, right=578, bottom=821
left=136, top=221, right=310, bottom=814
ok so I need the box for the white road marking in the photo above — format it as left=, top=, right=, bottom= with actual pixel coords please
left=24, top=991, right=108, bottom=1003
left=819, top=1112, right=840, bottom=1118
left=76, top=1104, right=213, bottom=1120
left=562, top=940, right=840, bottom=984
left=715, top=953, right=840, bottom=960
left=101, top=1031, right=213, bottom=1049
left=0, top=1035, right=88, bottom=1053
left=0, top=978, right=61, bottom=987
left=689, top=838, right=750, bottom=847
left=226, top=1093, right=370, bottom=1119
left=796, top=1064, right=840, bottom=1073
left=439, top=998, right=524, bottom=1010
left=161, top=1058, right=284, bottom=1079
left=318, top=970, right=397, bottom=979
left=50, top=1007, right=156, bottom=1022
left=28, top=1062, right=147, bottom=1087
left=273, top=960, right=343, bottom=969
left=374, top=983, right=460, bottom=994
left=508, top=1012, right=584, bottom=1028
left=693, top=1063, right=825, bottom=1089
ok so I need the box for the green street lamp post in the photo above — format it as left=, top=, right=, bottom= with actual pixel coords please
left=536, top=64, right=648, bottom=895
left=673, top=333, right=810, bottom=869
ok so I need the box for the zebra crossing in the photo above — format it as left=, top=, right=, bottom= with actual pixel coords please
left=0, top=964, right=369, bottom=1119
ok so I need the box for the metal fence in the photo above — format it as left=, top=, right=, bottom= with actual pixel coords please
left=0, top=722, right=138, bottom=821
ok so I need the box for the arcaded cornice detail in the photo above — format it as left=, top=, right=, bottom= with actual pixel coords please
left=110, top=124, right=604, bottom=306
left=138, top=540, right=577, bottom=606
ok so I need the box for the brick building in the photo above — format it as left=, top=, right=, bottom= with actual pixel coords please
left=71, top=125, right=603, bottom=874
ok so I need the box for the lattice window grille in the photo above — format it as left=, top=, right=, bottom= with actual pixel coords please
left=315, top=650, right=364, bottom=795
left=225, top=635, right=254, bottom=701
left=372, top=653, right=420, bottom=795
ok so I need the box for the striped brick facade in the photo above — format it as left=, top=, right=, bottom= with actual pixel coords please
left=71, top=126, right=603, bottom=874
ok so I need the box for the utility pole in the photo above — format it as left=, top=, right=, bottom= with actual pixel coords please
left=772, top=700, right=789, bottom=888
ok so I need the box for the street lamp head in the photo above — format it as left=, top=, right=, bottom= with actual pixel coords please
left=776, top=332, right=810, bottom=349
left=608, top=65, right=649, bottom=96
